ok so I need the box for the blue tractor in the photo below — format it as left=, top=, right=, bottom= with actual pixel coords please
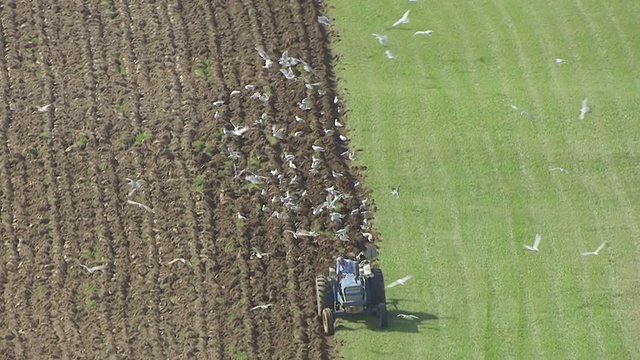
left=315, top=249, right=387, bottom=334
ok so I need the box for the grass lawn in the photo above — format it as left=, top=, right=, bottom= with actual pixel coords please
left=326, top=0, right=640, bottom=358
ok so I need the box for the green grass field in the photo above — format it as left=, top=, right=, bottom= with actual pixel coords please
left=327, top=0, right=640, bottom=358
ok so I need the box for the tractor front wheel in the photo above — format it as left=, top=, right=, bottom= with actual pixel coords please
left=322, top=308, right=335, bottom=335
left=377, top=302, right=388, bottom=329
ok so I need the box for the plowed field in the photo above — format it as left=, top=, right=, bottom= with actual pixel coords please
left=0, top=1, right=373, bottom=358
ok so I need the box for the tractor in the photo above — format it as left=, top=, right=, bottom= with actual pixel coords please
left=315, top=248, right=387, bottom=335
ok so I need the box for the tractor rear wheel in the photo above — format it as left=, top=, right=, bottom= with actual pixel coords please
left=369, top=268, right=387, bottom=306
left=322, top=308, right=335, bottom=335
left=316, top=275, right=333, bottom=317
left=377, top=302, right=388, bottom=329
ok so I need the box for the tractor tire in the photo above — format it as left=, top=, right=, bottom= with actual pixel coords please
left=378, top=302, right=388, bottom=329
left=322, top=308, right=335, bottom=335
left=316, top=275, right=333, bottom=317
left=369, top=268, right=387, bottom=306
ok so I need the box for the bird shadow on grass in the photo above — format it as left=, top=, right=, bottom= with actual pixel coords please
left=333, top=301, right=449, bottom=334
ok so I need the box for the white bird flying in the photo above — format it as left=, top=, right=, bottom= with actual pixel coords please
left=387, top=275, right=413, bottom=288
left=37, top=104, right=52, bottom=113
left=397, top=314, right=420, bottom=320
left=284, top=229, right=319, bottom=239
left=549, top=167, right=570, bottom=175
left=385, top=50, right=396, bottom=60
left=224, top=122, right=249, bottom=137
left=580, top=241, right=607, bottom=256
left=167, top=258, right=188, bottom=265
left=391, top=186, right=400, bottom=200
left=250, top=304, right=273, bottom=311
left=392, top=10, right=410, bottom=28
left=372, top=33, right=388, bottom=46
left=126, top=199, right=155, bottom=214
left=79, top=264, right=108, bottom=274
left=317, top=16, right=332, bottom=26
left=125, top=178, right=144, bottom=197
left=555, top=58, right=566, bottom=64
left=510, top=104, right=535, bottom=122
left=579, top=98, right=591, bottom=120
left=414, top=30, right=434, bottom=36
left=523, top=234, right=542, bottom=251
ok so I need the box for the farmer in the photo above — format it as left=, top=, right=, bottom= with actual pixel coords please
left=336, top=257, right=355, bottom=279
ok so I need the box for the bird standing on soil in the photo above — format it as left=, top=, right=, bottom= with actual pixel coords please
left=523, top=234, right=542, bottom=252
left=580, top=242, right=607, bottom=256
left=250, top=304, right=273, bottom=311
left=579, top=98, right=591, bottom=120
left=387, top=275, right=413, bottom=288
left=392, top=10, right=410, bottom=28
left=251, top=247, right=270, bottom=259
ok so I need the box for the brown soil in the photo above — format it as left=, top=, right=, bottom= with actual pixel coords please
left=0, top=0, right=378, bottom=359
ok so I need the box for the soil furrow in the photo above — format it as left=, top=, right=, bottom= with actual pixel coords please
left=0, top=0, right=369, bottom=357
left=0, top=2, right=37, bottom=357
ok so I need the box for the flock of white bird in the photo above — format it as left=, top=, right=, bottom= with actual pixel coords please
left=370, top=10, right=435, bottom=61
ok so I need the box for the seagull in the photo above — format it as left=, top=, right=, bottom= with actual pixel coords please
left=555, top=58, right=566, bottom=65
left=580, top=241, right=607, bottom=256
left=579, top=98, right=591, bottom=120
left=397, top=314, right=420, bottom=320
left=37, top=104, right=52, bottom=112
left=392, top=10, right=410, bottom=28
left=510, top=105, right=535, bottom=122
left=244, top=84, right=256, bottom=91
left=312, top=145, right=325, bottom=152
left=212, top=100, right=224, bottom=107
left=284, top=229, right=319, bottom=239
left=385, top=50, right=396, bottom=60
left=317, top=16, right=332, bottom=26
left=387, top=275, right=413, bottom=288
left=523, top=234, right=542, bottom=251
left=126, top=199, right=155, bottom=214
left=251, top=247, right=270, bottom=259
left=79, top=264, right=108, bottom=274
left=250, top=304, right=273, bottom=311
left=280, top=67, right=295, bottom=80
left=372, top=34, right=388, bottom=46
left=414, top=30, right=434, bottom=36
left=125, top=178, right=144, bottom=197
left=391, top=186, right=400, bottom=200
left=237, top=212, right=247, bottom=221
left=167, top=258, right=188, bottom=265
left=224, top=122, right=249, bottom=137
left=549, top=167, right=570, bottom=175
left=271, top=125, right=285, bottom=139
